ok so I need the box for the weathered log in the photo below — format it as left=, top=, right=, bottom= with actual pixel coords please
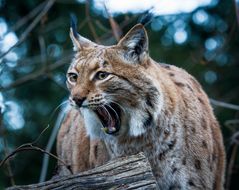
left=7, top=152, right=157, bottom=190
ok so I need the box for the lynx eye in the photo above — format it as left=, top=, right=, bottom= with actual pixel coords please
left=95, top=71, right=109, bottom=80
left=67, top=72, right=78, bottom=83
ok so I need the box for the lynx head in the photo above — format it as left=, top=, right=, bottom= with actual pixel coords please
left=67, top=21, right=163, bottom=139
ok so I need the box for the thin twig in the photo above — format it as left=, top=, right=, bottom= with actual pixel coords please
left=95, top=20, right=110, bottom=32
left=231, top=131, right=239, bottom=145
left=39, top=17, right=68, bottom=34
left=224, top=120, right=239, bottom=133
left=234, top=0, right=239, bottom=27
left=104, top=4, right=122, bottom=42
left=12, top=50, right=72, bottom=68
left=78, top=18, right=88, bottom=31
left=0, top=0, right=56, bottom=60
left=210, top=98, right=239, bottom=111
left=98, top=14, right=138, bottom=42
left=11, top=1, right=47, bottom=31
left=38, top=35, right=47, bottom=66
left=0, top=53, right=72, bottom=91
left=0, top=117, right=72, bottom=173
left=49, top=76, right=68, bottom=90
left=32, top=125, right=51, bottom=145
left=225, top=119, right=239, bottom=127
left=0, top=144, right=69, bottom=172
left=85, top=0, right=100, bottom=43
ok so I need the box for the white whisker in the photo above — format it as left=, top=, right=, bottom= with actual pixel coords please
left=51, top=100, right=69, bottom=117
left=45, top=100, right=69, bottom=129
left=109, top=100, right=126, bottom=114
left=107, top=104, right=120, bottom=121
left=99, top=105, right=112, bottom=123
left=104, top=93, right=119, bottom=97
left=103, top=93, right=126, bottom=113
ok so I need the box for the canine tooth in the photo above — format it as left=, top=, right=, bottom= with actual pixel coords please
left=101, top=127, right=108, bottom=133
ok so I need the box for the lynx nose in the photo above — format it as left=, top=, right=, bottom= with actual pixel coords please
left=73, top=97, right=86, bottom=107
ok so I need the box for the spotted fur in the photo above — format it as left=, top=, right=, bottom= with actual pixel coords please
left=57, top=24, right=225, bottom=189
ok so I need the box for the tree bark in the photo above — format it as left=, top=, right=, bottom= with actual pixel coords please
left=7, top=152, right=157, bottom=190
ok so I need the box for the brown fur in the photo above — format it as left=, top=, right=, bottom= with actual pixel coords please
left=57, top=108, right=109, bottom=175
left=57, top=24, right=225, bottom=189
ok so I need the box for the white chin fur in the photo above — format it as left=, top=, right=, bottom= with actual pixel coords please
left=81, top=109, right=105, bottom=139
left=128, top=110, right=146, bottom=137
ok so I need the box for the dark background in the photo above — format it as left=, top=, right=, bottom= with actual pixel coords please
left=0, top=0, right=239, bottom=189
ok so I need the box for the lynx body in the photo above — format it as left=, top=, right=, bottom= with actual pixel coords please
left=57, top=23, right=225, bottom=190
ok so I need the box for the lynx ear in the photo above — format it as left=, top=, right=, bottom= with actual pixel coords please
left=70, top=15, right=96, bottom=51
left=117, top=24, right=148, bottom=63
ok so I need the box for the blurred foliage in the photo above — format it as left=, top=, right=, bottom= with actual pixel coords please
left=0, top=0, right=239, bottom=189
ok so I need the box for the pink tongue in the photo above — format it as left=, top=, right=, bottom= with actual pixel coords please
left=108, top=118, right=116, bottom=132
left=99, top=108, right=108, bottom=118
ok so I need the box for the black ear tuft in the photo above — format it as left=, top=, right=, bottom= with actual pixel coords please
left=70, top=13, right=78, bottom=38
left=69, top=15, right=97, bottom=51
left=138, top=10, right=154, bottom=26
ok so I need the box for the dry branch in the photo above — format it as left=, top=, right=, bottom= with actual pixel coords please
left=85, top=0, right=100, bottom=43
left=210, top=98, right=239, bottom=111
left=0, top=53, right=72, bottom=91
left=0, top=144, right=69, bottom=171
left=7, top=153, right=157, bottom=190
left=0, top=0, right=56, bottom=60
left=104, top=4, right=122, bottom=42
left=11, top=1, right=47, bottom=31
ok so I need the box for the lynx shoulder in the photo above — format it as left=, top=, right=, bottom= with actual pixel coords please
left=57, top=22, right=225, bottom=189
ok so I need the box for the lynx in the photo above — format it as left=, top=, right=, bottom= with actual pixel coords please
left=57, top=21, right=225, bottom=189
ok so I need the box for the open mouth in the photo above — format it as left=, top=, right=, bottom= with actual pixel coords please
left=94, top=103, right=121, bottom=135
